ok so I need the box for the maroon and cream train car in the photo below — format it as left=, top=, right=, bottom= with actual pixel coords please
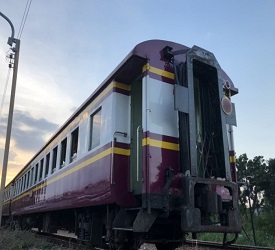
left=2, top=40, right=241, bottom=250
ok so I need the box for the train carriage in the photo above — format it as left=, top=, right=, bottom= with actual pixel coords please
left=2, top=40, right=241, bottom=249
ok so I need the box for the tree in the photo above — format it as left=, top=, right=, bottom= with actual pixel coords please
left=263, top=158, right=275, bottom=209
left=236, top=154, right=275, bottom=246
left=236, top=154, right=267, bottom=215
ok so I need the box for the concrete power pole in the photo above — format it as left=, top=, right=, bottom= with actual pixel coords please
left=0, top=12, right=20, bottom=226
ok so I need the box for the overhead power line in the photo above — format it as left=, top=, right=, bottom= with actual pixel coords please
left=17, top=0, right=32, bottom=39
left=0, top=0, right=32, bottom=117
left=0, top=68, right=12, bottom=118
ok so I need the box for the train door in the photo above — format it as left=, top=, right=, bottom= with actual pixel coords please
left=130, top=79, right=143, bottom=194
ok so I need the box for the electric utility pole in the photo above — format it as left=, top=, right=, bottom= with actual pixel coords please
left=0, top=11, right=20, bottom=226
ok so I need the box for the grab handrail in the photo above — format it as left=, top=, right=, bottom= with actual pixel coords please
left=136, top=126, right=143, bottom=182
left=111, top=131, right=127, bottom=184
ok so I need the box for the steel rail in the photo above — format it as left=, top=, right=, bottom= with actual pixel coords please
left=185, top=239, right=275, bottom=250
left=31, top=231, right=275, bottom=250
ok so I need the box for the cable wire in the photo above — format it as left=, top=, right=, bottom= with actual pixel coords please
left=17, top=0, right=33, bottom=39
left=0, top=0, right=32, bottom=115
left=0, top=68, right=12, bottom=118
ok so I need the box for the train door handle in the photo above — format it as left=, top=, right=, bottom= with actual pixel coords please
left=137, top=125, right=143, bottom=182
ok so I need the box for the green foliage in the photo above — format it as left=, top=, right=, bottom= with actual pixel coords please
left=0, top=229, right=54, bottom=250
left=236, top=154, right=275, bottom=215
left=189, top=153, right=275, bottom=247
left=264, top=158, right=275, bottom=209
left=236, top=154, right=268, bottom=213
left=240, top=210, right=275, bottom=247
left=191, top=210, right=275, bottom=247
left=235, top=154, right=275, bottom=247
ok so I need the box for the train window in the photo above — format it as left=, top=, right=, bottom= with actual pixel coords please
left=24, top=176, right=27, bottom=190
left=17, top=181, right=20, bottom=194
left=30, top=167, right=34, bottom=186
left=15, top=181, right=18, bottom=195
left=45, top=153, right=50, bottom=177
left=70, top=127, right=79, bottom=162
left=39, top=158, right=44, bottom=181
left=52, top=146, right=58, bottom=173
left=14, top=182, right=17, bottom=196
left=60, top=138, right=67, bottom=168
left=21, top=176, right=25, bottom=192
left=26, top=171, right=30, bottom=189
left=89, top=108, right=102, bottom=150
left=18, top=179, right=21, bottom=194
left=34, top=163, right=39, bottom=184
left=20, top=177, right=23, bottom=192
left=18, top=180, right=21, bottom=194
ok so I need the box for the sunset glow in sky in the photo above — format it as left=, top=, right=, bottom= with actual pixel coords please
left=1, top=0, right=275, bottom=184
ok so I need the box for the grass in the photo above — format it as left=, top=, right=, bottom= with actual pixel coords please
left=0, top=228, right=55, bottom=250
left=187, top=212, right=275, bottom=248
left=195, top=231, right=275, bottom=248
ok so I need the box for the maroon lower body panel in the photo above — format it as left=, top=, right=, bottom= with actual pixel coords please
left=11, top=142, right=135, bottom=216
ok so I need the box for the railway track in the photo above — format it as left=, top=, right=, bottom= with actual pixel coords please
left=185, top=240, right=275, bottom=250
left=32, top=230, right=274, bottom=250
left=32, top=230, right=92, bottom=249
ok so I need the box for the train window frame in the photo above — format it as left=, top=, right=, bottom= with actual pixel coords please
left=22, top=175, right=26, bottom=191
left=18, top=179, right=21, bottom=194
left=34, top=162, right=39, bottom=184
left=16, top=181, right=19, bottom=195
left=89, top=108, right=102, bottom=151
left=21, top=176, right=24, bottom=193
left=14, top=181, right=17, bottom=196
left=30, top=166, right=34, bottom=187
left=52, top=145, right=58, bottom=173
left=16, top=180, right=19, bottom=195
left=39, top=158, right=44, bottom=181
left=17, top=180, right=20, bottom=195
left=20, top=176, right=23, bottom=192
left=45, top=152, right=50, bottom=177
left=70, top=127, right=79, bottom=162
left=24, top=173, right=28, bottom=191
left=60, top=137, right=67, bottom=168
left=18, top=178, right=21, bottom=194
left=26, top=170, right=30, bottom=190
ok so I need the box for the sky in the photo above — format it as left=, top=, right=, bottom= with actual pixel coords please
left=0, top=0, right=275, bottom=184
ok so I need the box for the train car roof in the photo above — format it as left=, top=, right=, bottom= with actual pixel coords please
left=10, top=39, right=238, bottom=182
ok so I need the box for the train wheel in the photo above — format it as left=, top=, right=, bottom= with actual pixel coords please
left=127, top=232, right=143, bottom=250
left=108, top=231, right=142, bottom=250
left=155, top=243, right=179, bottom=250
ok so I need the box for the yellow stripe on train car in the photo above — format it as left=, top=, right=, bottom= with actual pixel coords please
left=142, top=63, right=175, bottom=80
left=142, top=137, right=179, bottom=151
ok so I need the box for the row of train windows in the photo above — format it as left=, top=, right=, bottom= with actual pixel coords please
left=6, top=108, right=102, bottom=199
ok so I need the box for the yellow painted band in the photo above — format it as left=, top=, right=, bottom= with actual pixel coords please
left=11, top=80, right=130, bottom=181
left=142, top=137, right=179, bottom=151
left=230, top=156, right=235, bottom=163
left=113, top=81, right=131, bottom=91
left=142, top=63, right=175, bottom=80
left=9, top=146, right=130, bottom=203
left=114, top=147, right=130, bottom=156
left=91, top=81, right=130, bottom=108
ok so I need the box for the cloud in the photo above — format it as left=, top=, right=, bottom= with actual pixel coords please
left=0, top=110, right=59, bottom=183
left=0, top=110, right=59, bottom=152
